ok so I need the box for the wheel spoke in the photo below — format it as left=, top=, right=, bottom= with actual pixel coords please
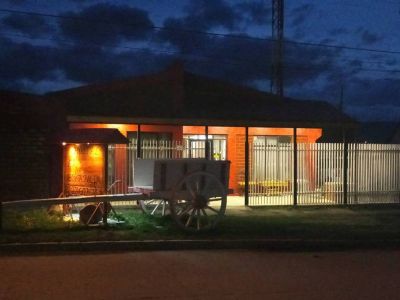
left=201, top=208, right=208, bottom=217
left=177, top=204, right=192, bottom=216
left=171, top=170, right=227, bottom=232
left=196, top=209, right=201, bottom=230
left=151, top=201, right=162, bottom=215
left=185, top=209, right=196, bottom=227
left=208, top=197, right=223, bottom=202
left=187, top=184, right=196, bottom=199
left=195, top=180, right=200, bottom=193
left=206, top=205, right=220, bottom=214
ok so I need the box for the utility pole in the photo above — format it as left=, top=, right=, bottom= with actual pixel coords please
left=271, top=0, right=284, bottom=98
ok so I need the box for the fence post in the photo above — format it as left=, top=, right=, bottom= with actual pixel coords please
left=343, top=131, right=348, bottom=205
left=293, top=128, right=298, bottom=206
left=205, top=125, right=210, bottom=160
left=244, top=127, right=249, bottom=206
left=137, top=124, right=142, bottom=159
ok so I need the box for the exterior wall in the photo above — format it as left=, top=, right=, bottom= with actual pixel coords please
left=183, top=126, right=322, bottom=193
left=0, top=128, right=52, bottom=201
left=66, top=123, right=321, bottom=195
left=0, top=94, right=65, bottom=201
left=68, top=123, right=183, bottom=194
left=63, top=144, right=106, bottom=196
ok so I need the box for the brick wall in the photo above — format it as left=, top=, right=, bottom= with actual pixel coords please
left=0, top=92, right=65, bottom=201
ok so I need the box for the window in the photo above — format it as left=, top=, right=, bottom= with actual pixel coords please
left=183, top=134, right=227, bottom=160
left=127, top=131, right=173, bottom=159
left=253, top=136, right=291, bottom=181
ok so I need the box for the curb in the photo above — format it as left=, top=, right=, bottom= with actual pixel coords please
left=1, top=239, right=400, bottom=254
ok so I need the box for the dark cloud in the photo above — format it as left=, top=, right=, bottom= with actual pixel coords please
left=345, top=78, right=400, bottom=106
left=2, top=13, right=53, bottom=37
left=235, top=1, right=271, bottom=25
left=0, top=36, right=172, bottom=92
left=283, top=43, right=343, bottom=87
left=385, top=58, right=397, bottom=66
left=320, top=38, right=335, bottom=44
left=182, top=0, right=240, bottom=30
left=360, top=30, right=383, bottom=45
left=348, top=59, right=363, bottom=68
left=291, top=4, right=314, bottom=27
left=58, top=45, right=171, bottom=83
left=347, top=104, right=400, bottom=122
left=328, top=28, right=349, bottom=37
left=6, top=0, right=26, bottom=4
left=0, top=37, right=59, bottom=83
left=59, top=3, right=154, bottom=45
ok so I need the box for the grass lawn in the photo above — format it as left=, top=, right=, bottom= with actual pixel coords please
left=1, top=205, right=400, bottom=243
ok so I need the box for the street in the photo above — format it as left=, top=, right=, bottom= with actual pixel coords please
left=0, top=249, right=399, bottom=299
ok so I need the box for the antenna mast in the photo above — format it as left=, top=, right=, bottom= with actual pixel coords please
left=271, top=0, right=284, bottom=98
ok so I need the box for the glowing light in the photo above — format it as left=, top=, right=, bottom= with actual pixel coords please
left=68, top=146, right=81, bottom=170
left=89, top=145, right=103, bottom=159
left=62, top=142, right=67, bottom=146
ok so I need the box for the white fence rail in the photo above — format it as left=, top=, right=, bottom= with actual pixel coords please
left=249, top=142, right=400, bottom=206
left=107, top=141, right=400, bottom=206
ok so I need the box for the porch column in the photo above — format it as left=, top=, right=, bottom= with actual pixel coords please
left=205, top=125, right=210, bottom=160
left=103, top=143, right=109, bottom=226
left=343, top=129, right=348, bottom=205
left=137, top=124, right=142, bottom=159
left=293, top=127, right=298, bottom=206
left=244, top=127, right=249, bottom=206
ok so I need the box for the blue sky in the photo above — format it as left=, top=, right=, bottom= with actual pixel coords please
left=0, top=0, right=399, bottom=122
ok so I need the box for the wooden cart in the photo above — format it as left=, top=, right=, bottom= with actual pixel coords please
left=131, top=159, right=230, bottom=232
left=1, top=159, right=230, bottom=233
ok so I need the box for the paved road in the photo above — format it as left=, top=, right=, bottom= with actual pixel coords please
left=0, top=250, right=399, bottom=299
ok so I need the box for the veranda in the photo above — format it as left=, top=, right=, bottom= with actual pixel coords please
left=107, top=139, right=400, bottom=207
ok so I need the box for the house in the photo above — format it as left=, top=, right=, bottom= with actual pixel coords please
left=0, top=90, right=63, bottom=200
left=44, top=62, right=354, bottom=201
left=390, top=123, right=400, bottom=143
left=354, top=122, right=399, bottom=143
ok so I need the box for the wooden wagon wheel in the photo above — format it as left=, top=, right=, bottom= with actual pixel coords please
left=138, top=199, right=168, bottom=216
left=169, top=171, right=227, bottom=232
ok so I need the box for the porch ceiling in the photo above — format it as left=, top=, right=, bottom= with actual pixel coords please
left=66, top=115, right=357, bottom=129
left=61, top=128, right=128, bottom=144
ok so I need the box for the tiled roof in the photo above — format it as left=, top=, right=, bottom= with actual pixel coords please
left=47, top=62, right=356, bottom=128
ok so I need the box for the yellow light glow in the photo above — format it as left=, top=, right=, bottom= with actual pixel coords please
left=106, top=123, right=127, bottom=134
left=68, top=146, right=81, bottom=171
left=89, top=145, right=103, bottom=159
left=62, top=142, right=67, bottom=146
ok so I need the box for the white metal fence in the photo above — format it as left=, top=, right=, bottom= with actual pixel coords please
left=107, top=141, right=400, bottom=206
left=249, top=142, right=400, bottom=206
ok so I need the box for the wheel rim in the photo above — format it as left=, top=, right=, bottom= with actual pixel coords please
left=169, top=171, right=227, bottom=232
left=138, top=199, right=168, bottom=216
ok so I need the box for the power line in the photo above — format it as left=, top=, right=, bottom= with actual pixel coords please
left=1, top=7, right=400, bottom=56
left=2, top=32, right=400, bottom=76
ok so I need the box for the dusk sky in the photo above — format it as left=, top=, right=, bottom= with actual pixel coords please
left=1, top=0, right=399, bottom=122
